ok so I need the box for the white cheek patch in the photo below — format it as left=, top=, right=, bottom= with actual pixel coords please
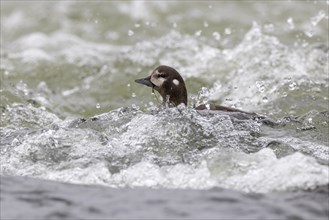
left=151, top=76, right=165, bottom=87
left=173, top=79, right=180, bottom=86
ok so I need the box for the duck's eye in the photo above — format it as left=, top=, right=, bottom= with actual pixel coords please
left=157, top=72, right=166, bottom=78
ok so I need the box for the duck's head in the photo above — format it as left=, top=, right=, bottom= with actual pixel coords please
left=135, top=65, right=187, bottom=107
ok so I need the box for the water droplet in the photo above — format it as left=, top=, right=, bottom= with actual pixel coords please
left=96, top=103, right=101, bottom=109
left=287, top=17, right=295, bottom=29
left=94, top=19, right=99, bottom=24
left=172, top=22, right=177, bottom=28
left=194, top=30, right=202, bottom=36
left=199, top=87, right=210, bottom=98
left=305, top=30, right=314, bottom=37
left=135, top=23, right=141, bottom=28
left=255, top=81, right=265, bottom=93
left=203, top=21, right=209, bottom=27
left=307, top=117, right=313, bottom=124
left=311, top=10, right=326, bottom=26
left=208, top=4, right=212, bottom=9
left=304, top=28, right=314, bottom=38
left=131, top=104, right=140, bottom=110
left=212, top=32, right=221, bottom=41
left=264, top=23, right=274, bottom=32
left=205, top=104, right=210, bottom=110
left=131, top=93, right=136, bottom=98
left=197, top=87, right=211, bottom=106
left=262, top=97, right=268, bottom=103
left=289, top=82, right=297, bottom=90
left=106, top=31, right=120, bottom=40
left=311, top=87, right=321, bottom=93
left=127, top=83, right=131, bottom=87
left=224, top=28, right=231, bottom=35
left=128, top=30, right=134, bottom=36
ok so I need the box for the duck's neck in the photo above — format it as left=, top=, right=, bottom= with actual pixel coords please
left=160, top=87, right=187, bottom=107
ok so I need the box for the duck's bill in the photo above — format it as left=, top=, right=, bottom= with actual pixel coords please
left=135, top=76, right=154, bottom=88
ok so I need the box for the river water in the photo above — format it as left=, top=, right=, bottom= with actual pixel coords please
left=1, top=1, right=328, bottom=219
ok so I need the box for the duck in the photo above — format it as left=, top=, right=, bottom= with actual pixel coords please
left=135, top=65, right=269, bottom=121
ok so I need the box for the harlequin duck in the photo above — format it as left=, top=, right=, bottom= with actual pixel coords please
left=135, top=65, right=267, bottom=121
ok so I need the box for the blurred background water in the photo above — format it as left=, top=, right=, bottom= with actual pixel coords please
left=0, top=1, right=329, bottom=219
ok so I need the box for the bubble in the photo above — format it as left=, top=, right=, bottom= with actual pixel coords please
left=127, top=83, right=131, bottom=87
left=96, top=103, right=101, bottom=109
left=172, top=22, right=177, bottom=28
left=262, top=97, right=268, bottom=103
left=212, top=32, right=221, bottom=41
left=94, top=19, right=99, bottom=24
left=134, top=23, right=141, bottom=28
left=131, top=93, right=136, bottom=98
left=128, top=30, right=134, bottom=36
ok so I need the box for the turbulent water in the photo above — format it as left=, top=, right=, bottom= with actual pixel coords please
left=1, top=1, right=329, bottom=219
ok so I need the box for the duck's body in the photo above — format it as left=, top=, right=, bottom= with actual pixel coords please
left=135, top=65, right=265, bottom=121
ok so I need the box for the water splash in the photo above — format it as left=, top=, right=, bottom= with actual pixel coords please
left=1, top=105, right=328, bottom=192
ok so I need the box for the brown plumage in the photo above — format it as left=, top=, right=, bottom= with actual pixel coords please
left=135, top=65, right=266, bottom=120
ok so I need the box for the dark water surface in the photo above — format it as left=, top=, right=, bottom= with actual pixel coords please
left=1, top=175, right=328, bottom=220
